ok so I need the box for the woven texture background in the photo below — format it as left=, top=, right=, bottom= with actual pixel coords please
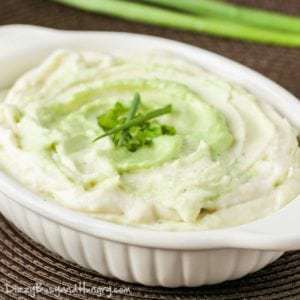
left=0, top=0, right=300, bottom=299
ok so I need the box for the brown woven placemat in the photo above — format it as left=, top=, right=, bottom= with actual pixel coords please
left=1, top=214, right=300, bottom=300
left=0, top=0, right=300, bottom=299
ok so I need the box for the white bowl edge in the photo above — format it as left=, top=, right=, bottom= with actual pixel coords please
left=0, top=25, right=299, bottom=253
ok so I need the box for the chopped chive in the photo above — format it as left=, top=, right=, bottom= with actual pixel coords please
left=94, top=104, right=172, bottom=142
left=118, top=92, right=141, bottom=146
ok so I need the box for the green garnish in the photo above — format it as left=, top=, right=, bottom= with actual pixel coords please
left=94, top=93, right=176, bottom=152
left=97, top=101, right=127, bottom=130
left=95, top=104, right=172, bottom=139
left=118, top=92, right=141, bottom=146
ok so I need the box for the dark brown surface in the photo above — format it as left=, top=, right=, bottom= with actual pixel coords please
left=1, top=214, right=300, bottom=300
left=0, top=0, right=300, bottom=299
left=1, top=0, right=300, bottom=98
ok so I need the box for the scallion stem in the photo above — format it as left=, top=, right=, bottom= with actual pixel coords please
left=142, top=0, right=300, bottom=34
left=51, top=0, right=300, bottom=47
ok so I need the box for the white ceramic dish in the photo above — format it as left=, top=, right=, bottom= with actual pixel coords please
left=1, top=25, right=300, bottom=287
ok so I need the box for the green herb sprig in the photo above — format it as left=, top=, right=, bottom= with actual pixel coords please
left=94, top=93, right=176, bottom=152
left=118, top=92, right=141, bottom=146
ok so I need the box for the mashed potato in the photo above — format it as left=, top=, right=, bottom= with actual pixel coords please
left=0, top=50, right=299, bottom=230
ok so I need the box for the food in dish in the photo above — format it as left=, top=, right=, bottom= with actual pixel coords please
left=0, top=50, right=299, bottom=230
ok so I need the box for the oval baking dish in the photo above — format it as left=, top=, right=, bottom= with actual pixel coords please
left=0, top=25, right=300, bottom=287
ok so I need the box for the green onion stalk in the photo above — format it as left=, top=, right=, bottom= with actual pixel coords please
left=142, top=0, right=300, bottom=34
left=51, top=0, right=300, bottom=47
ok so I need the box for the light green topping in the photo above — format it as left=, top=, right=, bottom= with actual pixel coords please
left=95, top=92, right=176, bottom=152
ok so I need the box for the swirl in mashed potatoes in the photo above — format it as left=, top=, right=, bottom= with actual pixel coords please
left=0, top=50, right=299, bottom=230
